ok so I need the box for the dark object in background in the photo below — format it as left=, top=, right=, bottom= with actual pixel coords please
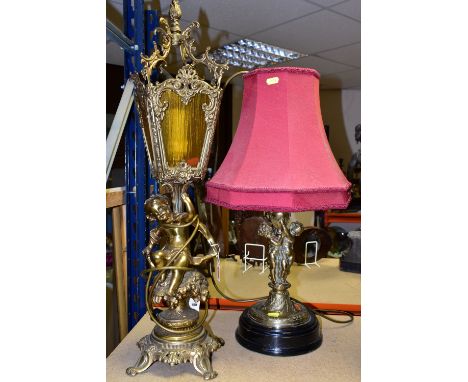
left=314, top=211, right=325, bottom=228
left=237, top=216, right=269, bottom=266
left=293, top=227, right=332, bottom=264
left=338, top=158, right=344, bottom=172
left=340, top=230, right=361, bottom=273
left=326, top=226, right=352, bottom=258
left=233, top=211, right=264, bottom=251
left=324, top=124, right=330, bottom=140
left=106, top=235, right=113, bottom=268
left=347, top=123, right=361, bottom=211
left=228, top=219, right=238, bottom=256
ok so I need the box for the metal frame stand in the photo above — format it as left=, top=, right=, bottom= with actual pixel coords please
left=243, top=243, right=267, bottom=274
left=304, top=240, right=320, bottom=268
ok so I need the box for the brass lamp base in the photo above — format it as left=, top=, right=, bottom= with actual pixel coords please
left=127, top=269, right=225, bottom=379
left=127, top=324, right=224, bottom=380
left=235, top=292, right=322, bottom=356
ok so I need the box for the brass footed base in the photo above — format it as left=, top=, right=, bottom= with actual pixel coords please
left=126, top=325, right=224, bottom=380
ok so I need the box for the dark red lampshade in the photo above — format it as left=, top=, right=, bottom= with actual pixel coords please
left=206, top=67, right=351, bottom=212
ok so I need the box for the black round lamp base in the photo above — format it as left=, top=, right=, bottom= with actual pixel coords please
left=235, top=307, right=323, bottom=356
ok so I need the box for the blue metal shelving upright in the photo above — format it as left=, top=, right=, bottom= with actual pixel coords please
left=123, top=0, right=159, bottom=331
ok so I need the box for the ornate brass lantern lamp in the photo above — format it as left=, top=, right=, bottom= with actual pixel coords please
left=125, top=1, right=229, bottom=379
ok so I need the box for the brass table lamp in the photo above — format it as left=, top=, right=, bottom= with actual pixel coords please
left=125, top=1, right=230, bottom=379
left=206, top=67, right=351, bottom=355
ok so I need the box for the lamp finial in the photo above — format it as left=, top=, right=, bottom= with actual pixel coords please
left=169, top=0, right=182, bottom=45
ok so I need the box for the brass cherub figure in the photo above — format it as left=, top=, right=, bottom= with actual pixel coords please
left=258, top=212, right=303, bottom=315
left=143, top=189, right=219, bottom=307
left=127, top=187, right=225, bottom=379
left=259, top=212, right=303, bottom=289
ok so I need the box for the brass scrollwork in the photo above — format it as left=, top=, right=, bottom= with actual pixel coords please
left=141, top=18, right=172, bottom=82
left=140, top=1, right=228, bottom=86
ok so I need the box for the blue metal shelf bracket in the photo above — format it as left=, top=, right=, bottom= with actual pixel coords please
left=123, top=0, right=159, bottom=331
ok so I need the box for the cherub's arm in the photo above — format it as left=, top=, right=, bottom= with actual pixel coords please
left=280, top=219, right=295, bottom=241
left=181, top=192, right=196, bottom=222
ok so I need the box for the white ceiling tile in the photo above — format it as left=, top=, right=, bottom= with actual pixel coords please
left=306, top=0, right=346, bottom=7
left=330, top=0, right=360, bottom=21
left=160, top=0, right=176, bottom=11
left=179, top=19, right=242, bottom=52
left=105, top=0, right=361, bottom=89
left=271, top=55, right=354, bottom=75
left=320, top=69, right=360, bottom=89
left=249, top=10, right=360, bottom=55
left=317, top=42, right=360, bottom=67
left=106, top=1, right=179, bottom=16
left=174, top=0, right=321, bottom=36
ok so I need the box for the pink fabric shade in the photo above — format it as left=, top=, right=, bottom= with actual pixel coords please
left=206, top=67, right=351, bottom=212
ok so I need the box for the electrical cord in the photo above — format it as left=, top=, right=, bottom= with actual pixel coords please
left=142, top=216, right=211, bottom=334
left=142, top=218, right=354, bottom=336
left=208, top=262, right=354, bottom=324
left=144, top=267, right=210, bottom=335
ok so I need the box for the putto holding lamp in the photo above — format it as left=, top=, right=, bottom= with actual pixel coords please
left=125, top=0, right=229, bottom=379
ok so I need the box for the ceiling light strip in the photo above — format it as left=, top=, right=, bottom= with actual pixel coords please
left=209, top=38, right=307, bottom=70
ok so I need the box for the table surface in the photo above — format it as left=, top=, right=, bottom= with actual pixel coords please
left=107, top=311, right=360, bottom=382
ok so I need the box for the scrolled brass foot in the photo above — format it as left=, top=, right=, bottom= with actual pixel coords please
left=127, top=329, right=224, bottom=379
left=126, top=350, right=154, bottom=376
left=192, top=344, right=218, bottom=380
left=203, top=371, right=218, bottom=380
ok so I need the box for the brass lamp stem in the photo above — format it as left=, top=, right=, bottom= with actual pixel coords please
left=257, top=212, right=303, bottom=318
left=171, top=183, right=183, bottom=213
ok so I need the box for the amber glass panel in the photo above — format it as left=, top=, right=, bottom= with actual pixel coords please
left=160, top=90, right=209, bottom=167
